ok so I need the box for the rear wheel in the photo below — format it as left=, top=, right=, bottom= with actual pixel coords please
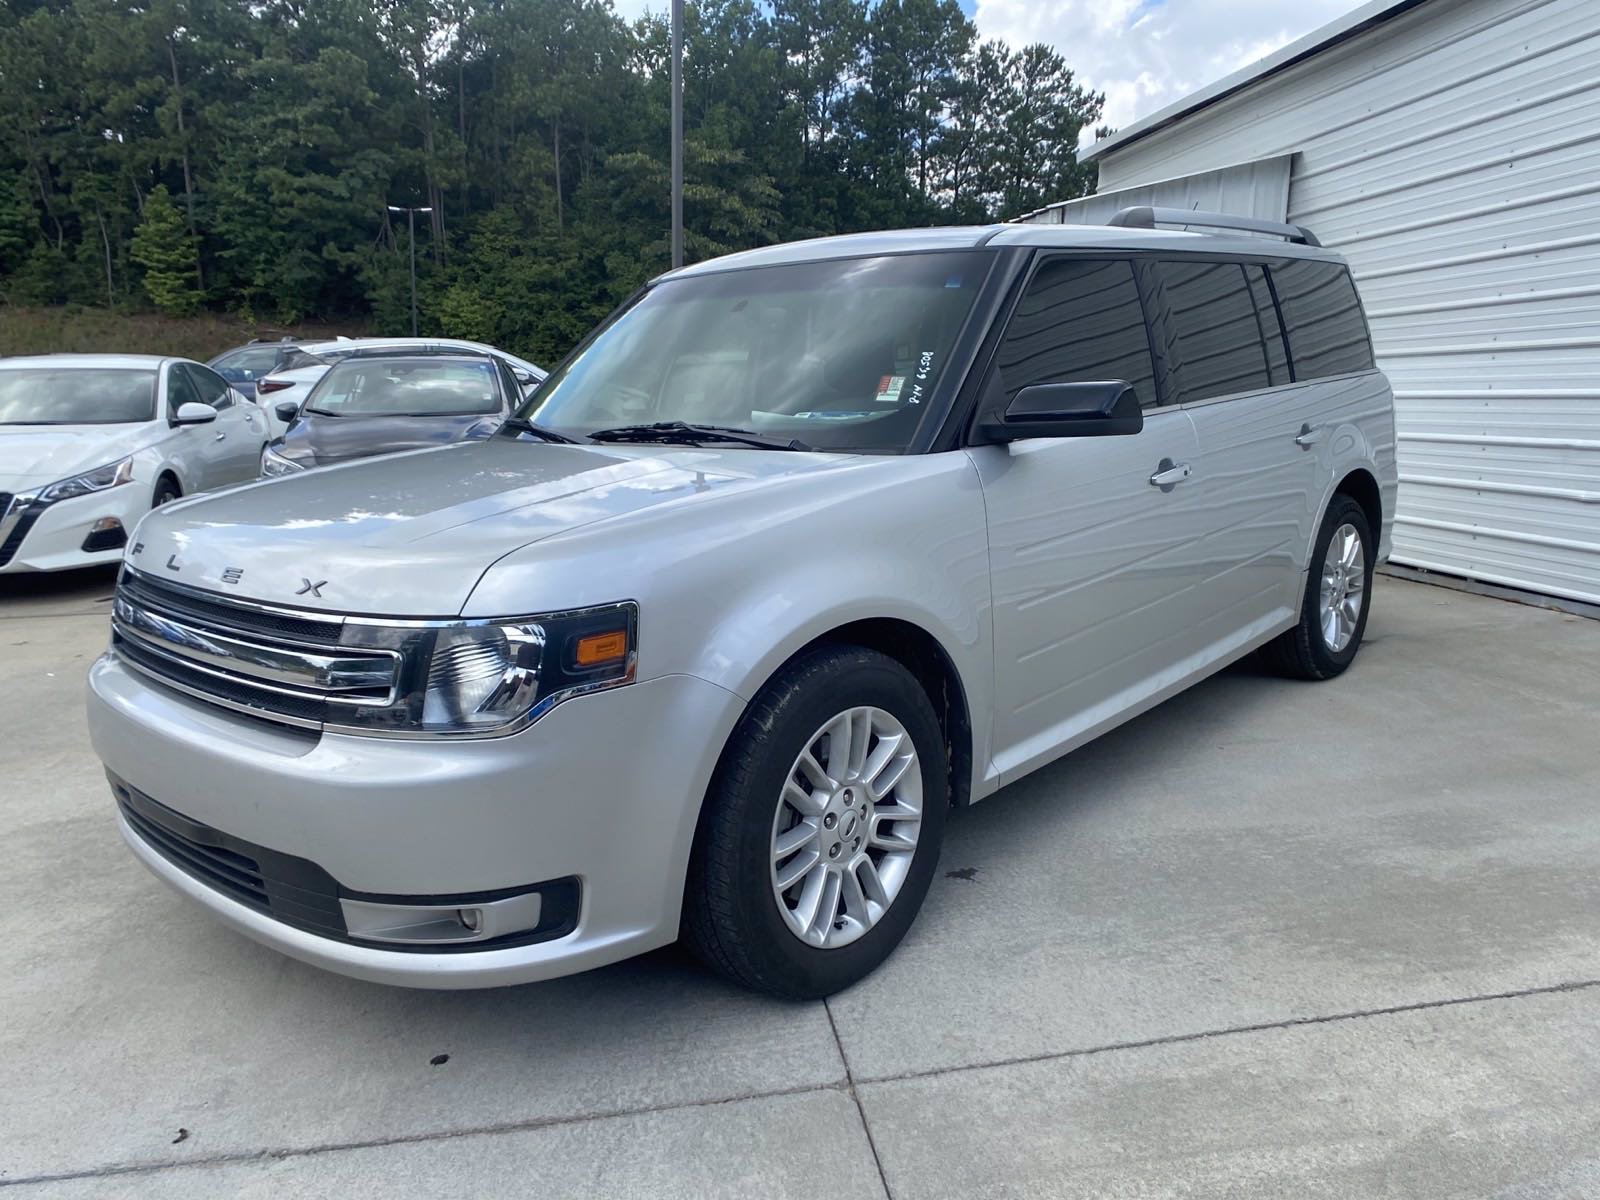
left=684, top=645, right=948, bottom=998
left=1262, top=494, right=1374, bottom=680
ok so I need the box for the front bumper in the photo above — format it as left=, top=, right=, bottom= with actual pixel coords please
left=88, top=653, right=745, bottom=988
left=0, top=484, right=147, bottom=574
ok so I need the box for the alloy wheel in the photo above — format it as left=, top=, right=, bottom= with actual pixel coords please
left=1319, top=521, right=1366, bottom=652
left=769, top=705, right=923, bottom=949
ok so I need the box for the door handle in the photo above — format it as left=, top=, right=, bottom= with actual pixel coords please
left=1295, top=423, right=1324, bottom=448
left=213, top=432, right=227, bottom=441
left=1149, top=459, right=1191, bottom=491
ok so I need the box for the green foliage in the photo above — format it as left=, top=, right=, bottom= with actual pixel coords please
left=131, top=185, right=203, bottom=315
left=0, top=0, right=1104, bottom=363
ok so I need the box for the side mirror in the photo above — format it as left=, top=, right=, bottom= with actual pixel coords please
left=274, top=401, right=301, bottom=425
left=172, top=401, right=218, bottom=426
left=975, top=381, right=1144, bottom=443
left=513, top=367, right=537, bottom=389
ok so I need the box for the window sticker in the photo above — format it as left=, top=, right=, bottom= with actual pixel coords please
left=876, top=374, right=906, bottom=403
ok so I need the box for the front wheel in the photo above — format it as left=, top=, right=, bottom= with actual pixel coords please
left=151, top=477, right=182, bottom=508
left=683, top=646, right=948, bottom=999
left=1262, top=494, right=1374, bottom=680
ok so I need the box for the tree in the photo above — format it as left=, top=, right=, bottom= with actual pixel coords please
left=0, top=0, right=1106, bottom=358
left=131, top=185, right=202, bottom=314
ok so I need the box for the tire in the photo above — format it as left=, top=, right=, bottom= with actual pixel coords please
left=683, top=645, right=949, bottom=999
left=152, top=477, right=182, bottom=507
left=1261, top=493, right=1374, bottom=680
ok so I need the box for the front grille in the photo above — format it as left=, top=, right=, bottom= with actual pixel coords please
left=114, top=778, right=347, bottom=938
left=110, top=569, right=397, bottom=732
left=112, top=775, right=583, bottom=952
left=0, top=494, right=39, bottom=568
left=120, top=570, right=343, bottom=642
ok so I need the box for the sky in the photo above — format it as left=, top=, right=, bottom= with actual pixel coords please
left=611, top=0, right=1366, bottom=136
left=970, top=0, right=1365, bottom=134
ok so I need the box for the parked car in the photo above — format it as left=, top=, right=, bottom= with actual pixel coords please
left=206, top=338, right=321, bottom=388
left=254, top=338, right=546, bottom=438
left=259, top=352, right=531, bottom=477
left=0, top=354, right=267, bottom=574
left=88, top=210, right=1396, bottom=998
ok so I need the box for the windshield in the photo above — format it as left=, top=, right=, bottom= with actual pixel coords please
left=518, top=251, right=995, bottom=452
left=0, top=368, right=157, bottom=425
left=304, top=359, right=502, bottom=417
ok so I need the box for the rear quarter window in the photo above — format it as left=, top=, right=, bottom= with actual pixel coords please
left=1269, top=259, right=1375, bottom=380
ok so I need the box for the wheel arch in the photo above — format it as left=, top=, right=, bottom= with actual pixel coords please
left=714, top=614, right=977, bottom=812
left=1334, top=467, right=1381, bottom=541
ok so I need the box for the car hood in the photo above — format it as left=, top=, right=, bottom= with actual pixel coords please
left=128, top=437, right=850, bottom=614
left=279, top=412, right=499, bottom=466
left=0, top=423, right=158, bottom=493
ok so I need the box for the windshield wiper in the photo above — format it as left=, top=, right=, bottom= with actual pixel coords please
left=500, top=416, right=579, bottom=444
left=587, top=421, right=809, bottom=452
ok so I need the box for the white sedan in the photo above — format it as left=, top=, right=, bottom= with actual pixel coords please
left=0, top=355, right=267, bottom=574
left=254, top=338, right=546, bottom=438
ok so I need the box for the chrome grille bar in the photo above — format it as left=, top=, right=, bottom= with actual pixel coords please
left=112, top=596, right=398, bottom=698
left=110, top=571, right=404, bottom=730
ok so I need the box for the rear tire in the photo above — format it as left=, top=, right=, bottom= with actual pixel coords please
left=1261, top=494, right=1374, bottom=680
left=684, top=645, right=948, bottom=999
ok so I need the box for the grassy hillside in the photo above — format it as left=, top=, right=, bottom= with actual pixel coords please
left=0, top=307, right=367, bottom=362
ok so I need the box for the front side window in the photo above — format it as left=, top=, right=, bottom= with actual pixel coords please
left=1160, top=260, right=1271, bottom=403
left=520, top=251, right=996, bottom=452
left=0, top=369, right=157, bottom=425
left=166, top=364, right=199, bottom=414
left=304, top=359, right=502, bottom=417
left=993, top=258, right=1157, bottom=408
left=186, top=365, right=232, bottom=409
left=1270, top=259, right=1375, bottom=380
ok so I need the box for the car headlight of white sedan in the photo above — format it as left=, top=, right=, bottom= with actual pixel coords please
left=29, top=457, right=135, bottom=505
left=259, top=444, right=305, bottom=477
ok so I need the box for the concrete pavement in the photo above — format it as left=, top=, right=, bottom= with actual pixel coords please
left=2, top=569, right=1597, bottom=1197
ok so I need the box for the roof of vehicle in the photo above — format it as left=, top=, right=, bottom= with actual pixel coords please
left=321, top=350, right=498, bottom=366
left=0, top=353, right=171, bottom=371
left=658, top=222, right=1343, bottom=281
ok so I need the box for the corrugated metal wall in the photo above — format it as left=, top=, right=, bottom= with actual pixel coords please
left=1017, top=156, right=1293, bottom=226
left=1090, top=0, right=1600, bottom=604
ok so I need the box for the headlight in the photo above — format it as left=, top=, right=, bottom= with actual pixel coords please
left=34, top=458, right=134, bottom=505
left=260, top=444, right=305, bottom=477
left=334, top=602, right=637, bottom=736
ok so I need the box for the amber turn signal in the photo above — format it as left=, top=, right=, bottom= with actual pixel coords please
left=574, top=630, right=628, bottom=666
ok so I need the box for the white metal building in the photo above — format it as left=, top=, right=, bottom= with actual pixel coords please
left=1027, top=0, right=1600, bottom=605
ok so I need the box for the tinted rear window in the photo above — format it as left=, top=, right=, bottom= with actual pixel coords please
left=1160, top=260, right=1271, bottom=403
left=1269, top=260, right=1374, bottom=380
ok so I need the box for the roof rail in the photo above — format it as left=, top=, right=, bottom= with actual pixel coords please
left=1107, top=206, right=1321, bottom=246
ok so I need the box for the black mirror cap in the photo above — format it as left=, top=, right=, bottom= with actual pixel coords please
left=975, top=381, right=1144, bottom=443
left=274, top=401, right=301, bottom=424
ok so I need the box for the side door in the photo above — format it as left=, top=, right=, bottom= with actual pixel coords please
left=967, top=256, right=1206, bottom=784
left=184, top=363, right=265, bottom=484
left=1150, top=257, right=1326, bottom=632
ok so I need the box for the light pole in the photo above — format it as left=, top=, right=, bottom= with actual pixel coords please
left=386, top=204, right=432, bottom=336
left=670, top=0, right=683, bottom=269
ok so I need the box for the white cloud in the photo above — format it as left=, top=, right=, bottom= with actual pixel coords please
left=973, top=0, right=1364, bottom=136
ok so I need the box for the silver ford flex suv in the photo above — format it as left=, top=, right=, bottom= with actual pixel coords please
left=88, top=209, right=1397, bottom=999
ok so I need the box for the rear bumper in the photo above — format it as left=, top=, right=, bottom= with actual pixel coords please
left=88, top=654, right=745, bottom=988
